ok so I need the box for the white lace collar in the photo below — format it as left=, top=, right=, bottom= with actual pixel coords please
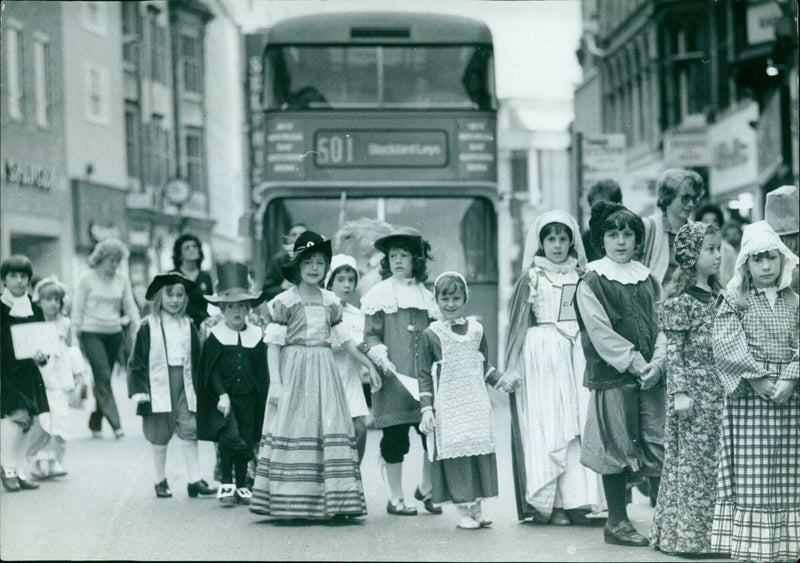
left=1, top=289, right=33, bottom=318
left=587, top=257, right=651, bottom=285
left=360, top=277, right=439, bottom=317
left=533, top=255, right=578, bottom=275
left=210, top=321, right=263, bottom=348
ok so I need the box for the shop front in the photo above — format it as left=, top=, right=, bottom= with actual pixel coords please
left=1, top=158, right=73, bottom=283
left=708, top=102, right=761, bottom=221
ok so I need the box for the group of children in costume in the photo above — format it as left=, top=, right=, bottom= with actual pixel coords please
left=1, top=190, right=797, bottom=561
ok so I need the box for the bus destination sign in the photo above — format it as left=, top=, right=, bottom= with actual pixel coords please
left=314, top=130, right=448, bottom=168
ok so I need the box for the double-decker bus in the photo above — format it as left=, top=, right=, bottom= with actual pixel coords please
left=249, top=12, right=499, bottom=360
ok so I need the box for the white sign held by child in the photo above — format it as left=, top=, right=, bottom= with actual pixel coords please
left=10, top=321, right=60, bottom=359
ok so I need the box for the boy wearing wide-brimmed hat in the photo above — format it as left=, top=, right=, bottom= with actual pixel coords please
left=195, top=263, right=269, bottom=506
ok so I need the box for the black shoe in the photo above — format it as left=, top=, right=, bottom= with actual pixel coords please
left=413, top=486, right=443, bottom=514
left=566, top=508, right=606, bottom=526
left=386, top=499, right=417, bottom=516
left=17, top=475, right=39, bottom=490
left=188, top=479, right=217, bottom=497
left=549, top=508, right=572, bottom=526
left=154, top=479, right=172, bottom=498
left=1, top=468, right=21, bottom=492
left=604, top=520, right=648, bottom=547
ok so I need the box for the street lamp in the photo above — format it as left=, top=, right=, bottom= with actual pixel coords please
left=164, top=178, right=192, bottom=233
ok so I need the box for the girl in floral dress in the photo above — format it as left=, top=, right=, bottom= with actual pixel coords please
left=419, top=272, right=515, bottom=529
left=650, top=222, right=724, bottom=554
left=711, top=221, right=799, bottom=562
left=505, top=211, right=604, bottom=526
left=250, top=231, right=379, bottom=519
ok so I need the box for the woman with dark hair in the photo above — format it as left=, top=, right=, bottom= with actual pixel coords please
left=172, top=234, right=213, bottom=329
left=641, top=169, right=705, bottom=286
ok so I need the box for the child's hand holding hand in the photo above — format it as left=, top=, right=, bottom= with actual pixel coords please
left=419, top=409, right=435, bottom=435
left=368, top=366, right=382, bottom=392
left=639, top=363, right=662, bottom=390
left=217, top=393, right=231, bottom=417
left=749, top=377, right=776, bottom=401
left=771, top=379, right=798, bottom=405
left=673, top=392, right=693, bottom=420
left=378, top=357, right=397, bottom=376
left=497, top=370, right=521, bottom=393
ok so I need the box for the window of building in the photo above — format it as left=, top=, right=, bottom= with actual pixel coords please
left=662, top=18, right=710, bottom=129
left=184, top=127, right=205, bottom=192
left=180, top=33, right=202, bottom=93
left=33, top=36, right=51, bottom=127
left=5, top=24, right=23, bottom=120
left=510, top=150, right=528, bottom=193
left=85, top=64, right=110, bottom=124
left=144, top=115, right=170, bottom=188
left=151, top=23, right=168, bottom=83
left=83, top=2, right=108, bottom=36
left=125, top=104, right=141, bottom=180
left=122, top=1, right=140, bottom=70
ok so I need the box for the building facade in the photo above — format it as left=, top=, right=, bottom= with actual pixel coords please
left=2, top=1, right=250, bottom=303
left=1, top=2, right=72, bottom=283
left=573, top=0, right=798, bottom=220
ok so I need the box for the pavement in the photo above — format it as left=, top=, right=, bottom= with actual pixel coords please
left=1, top=373, right=691, bottom=561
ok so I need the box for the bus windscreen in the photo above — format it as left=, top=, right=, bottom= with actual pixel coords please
left=264, top=45, right=494, bottom=111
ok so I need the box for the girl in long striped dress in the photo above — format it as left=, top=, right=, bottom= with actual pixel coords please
left=250, top=231, right=379, bottom=519
left=711, top=221, right=799, bottom=562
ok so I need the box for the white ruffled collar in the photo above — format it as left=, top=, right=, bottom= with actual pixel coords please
left=360, top=276, right=439, bottom=317
left=587, top=257, right=651, bottom=285
left=1, top=289, right=33, bottom=318
left=533, top=255, right=578, bottom=275
left=210, top=321, right=263, bottom=348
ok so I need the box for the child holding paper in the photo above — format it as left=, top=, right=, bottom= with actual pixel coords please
left=359, top=227, right=441, bottom=516
left=1, top=255, right=49, bottom=492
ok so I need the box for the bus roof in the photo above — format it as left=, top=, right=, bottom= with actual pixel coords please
left=264, top=12, right=493, bottom=45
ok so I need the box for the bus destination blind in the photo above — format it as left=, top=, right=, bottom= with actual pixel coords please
left=314, top=130, right=448, bottom=168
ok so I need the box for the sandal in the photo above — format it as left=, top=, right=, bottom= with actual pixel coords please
left=386, top=499, right=417, bottom=516
left=414, top=485, right=443, bottom=514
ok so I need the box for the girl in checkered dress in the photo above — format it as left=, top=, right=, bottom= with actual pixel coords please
left=711, top=221, right=800, bottom=563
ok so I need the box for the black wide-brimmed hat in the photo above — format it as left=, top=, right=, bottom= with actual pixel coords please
left=373, top=226, right=423, bottom=255
left=146, top=272, right=197, bottom=300
left=281, top=231, right=332, bottom=284
left=205, top=262, right=266, bottom=306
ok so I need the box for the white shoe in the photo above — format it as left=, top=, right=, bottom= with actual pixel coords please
left=470, top=502, right=492, bottom=527
left=456, top=505, right=480, bottom=529
left=217, top=483, right=236, bottom=505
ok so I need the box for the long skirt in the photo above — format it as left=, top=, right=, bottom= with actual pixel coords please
left=250, top=345, right=367, bottom=519
left=650, top=374, right=723, bottom=554
left=710, top=390, right=800, bottom=562
left=431, top=453, right=498, bottom=504
left=510, top=326, right=603, bottom=520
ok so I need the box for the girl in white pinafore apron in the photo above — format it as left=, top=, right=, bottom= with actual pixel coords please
left=419, top=272, right=517, bottom=529
left=505, top=211, right=605, bottom=526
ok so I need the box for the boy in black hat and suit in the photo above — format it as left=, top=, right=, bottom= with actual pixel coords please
left=195, top=263, right=269, bottom=506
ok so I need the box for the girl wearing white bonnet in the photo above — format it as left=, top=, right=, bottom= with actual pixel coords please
left=710, top=221, right=799, bottom=562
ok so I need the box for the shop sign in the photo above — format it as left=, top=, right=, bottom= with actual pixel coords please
left=73, top=180, right=129, bottom=249
left=664, top=130, right=709, bottom=167
left=709, top=103, right=759, bottom=196
left=580, top=133, right=626, bottom=188
left=757, top=90, right=782, bottom=179
left=2, top=159, right=56, bottom=190
left=746, top=2, right=782, bottom=45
